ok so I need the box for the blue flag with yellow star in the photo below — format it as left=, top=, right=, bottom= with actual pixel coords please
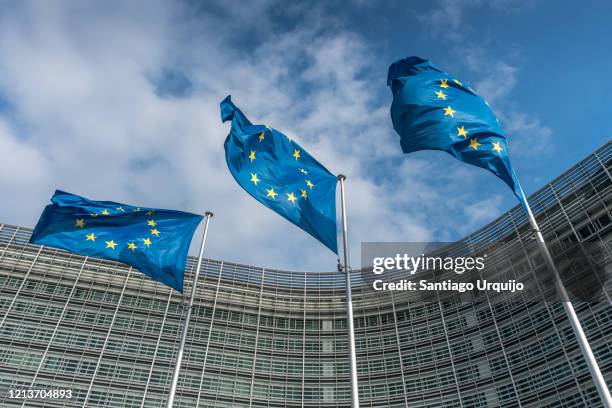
left=387, top=56, right=524, bottom=204
left=30, top=190, right=203, bottom=292
left=221, top=95, right=338, bottom=253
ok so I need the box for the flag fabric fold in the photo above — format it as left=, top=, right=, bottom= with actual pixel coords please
left=387, top=56, right=524, bottom=204
left=30, top=190, right=203, bottom=292
left=221, top=95, right=338, bottom=253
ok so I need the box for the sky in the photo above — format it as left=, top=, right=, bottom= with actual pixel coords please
left=0, top=0, right=610, bottom=272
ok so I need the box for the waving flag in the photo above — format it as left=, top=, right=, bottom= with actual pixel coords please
left=387, top=56, right=524, bottom=204
left=30, top=190, right=203, bottom=292
left=221, top=95, right=338, bottom=253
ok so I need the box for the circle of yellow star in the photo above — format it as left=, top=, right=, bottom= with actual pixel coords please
left=250, top=173, right=260, bottom=185
left=86, top=233, right=96, bottom=241
left=147, top=220, right=156, bottom=227
left=75, top=219, right=85, bottom=228
left=266, top=188, right=277, bottom=199
left=306, top=180, right=314, bottom=189
left=106, top=240, right=117, bottom=250
left=287, top=192, right=297, bottom=204
left=300, top=189, right=307, bottom=199
left=293, top=149, right=300, bottom=160
left=258, top=132, right=265, bottom=142
left=457, top=126, right=468, bottom=138
left=443, top=106, right=455, bottom=118
left=127, top=242, right=137, bottom=251
left=150, top=228, right=160, bottom=237
left=440, top=79, right=449, bottom=88
left=492, top=142, right=503, bottom=154
left=469, top=138, right=481, bottom=150
left=435, top=90, right=447, bottom=100
left=143, top=238, right=152, bottom=247
left=101, top=209, right=110, bottom=215
left=249, top=150, right=256, bottom=163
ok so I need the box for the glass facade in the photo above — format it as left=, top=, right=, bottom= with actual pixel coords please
left=1, top=141, right=611, bottom=407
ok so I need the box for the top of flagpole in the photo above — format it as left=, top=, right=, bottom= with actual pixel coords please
left=205, top=211, right=214, bottom=218
left=337, top=174, right=347, bottom=181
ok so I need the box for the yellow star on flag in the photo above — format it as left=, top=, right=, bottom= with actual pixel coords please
left=300, top=189, right=307, bottom=199
left=469, top=138, right=481, bottom=150
left=492, top=142, right=503, bottom=154
left=287, top=192, right=297, bottom=204
left=457, top=126, right=468, bottom=138
left=435, top=90, right=447, bottom=100
left=258, top=132, right=265, bottom=142
left=146, top=210, right=154, bottom=216
left=106, top=240, right=117, bottom=250
left=249, top=150, right=256, bottom=162
left=306, top=180, right=314, bottom=189
left=453, top=79, right=462, bottom=86
left=101, top=209, right=110, bottom=215
left=147, top=220, right=156, bottom=227
left=440, top=79, right=449, bottom=88
left=127, top=242, right=137, bottom=251
left=143, top=238, right=152, bottom=247
left=90, top=213, right=99, bottom=217
left=293, top=149, right=301, bottom=160
left=86, top=233, right=96, bottom=241
left=299, top=168, right=308, bottom=175
left=443, top=106, right=455, bottom=118
left=266, top=188, right=278, bottom=199
left=150, top=228, right=160, bottom=237
left=75, top=219, right=85, bottom=228
left=250, top=173, right=260, bottom=185
left=116, top=207, right=125, bottom=212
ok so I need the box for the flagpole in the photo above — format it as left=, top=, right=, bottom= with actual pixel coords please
left=519, top=187, right=612, bottom=408
left=166, top=211, right=214, bottom=408
left=338, top=175, right=360, bottom=408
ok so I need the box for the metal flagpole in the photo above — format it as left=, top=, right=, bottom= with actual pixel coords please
left=519, top=187, right=612, bottom=408
left=166, top=211, right=214, bottom=408
left=337, top=175, right=360, bottom=408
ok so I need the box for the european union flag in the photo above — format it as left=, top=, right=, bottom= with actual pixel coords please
left=387, top=56, right=524, bottom=204
left=30, top=190, right=203, bottom=292
left=221, top=95, right=338, bottom=253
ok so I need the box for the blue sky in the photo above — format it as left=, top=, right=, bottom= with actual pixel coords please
left=0, top=0, right=609, bottom=271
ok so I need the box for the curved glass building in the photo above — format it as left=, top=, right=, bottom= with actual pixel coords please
left=1, top=142, right=611, bottom=407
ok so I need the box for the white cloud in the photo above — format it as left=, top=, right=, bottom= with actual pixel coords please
left=419, top=0, right=539, bottom=41
left=473, top=62, right=518, bottom=105
left=0, top=119, right=54, bottom=223
left=0, top=0, right=550, bottom=273
left=502, top=111, right=553, bottom=158
left=418, top=0, right=475, bottom=42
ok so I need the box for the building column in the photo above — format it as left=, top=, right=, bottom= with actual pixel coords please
left=140, top=289, right=174, bottom=408
left=82, top=267, right=133, bottom=407
left=248, top=268, right=265, bottom=407
left=195, top=261, right=224, bottom=407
